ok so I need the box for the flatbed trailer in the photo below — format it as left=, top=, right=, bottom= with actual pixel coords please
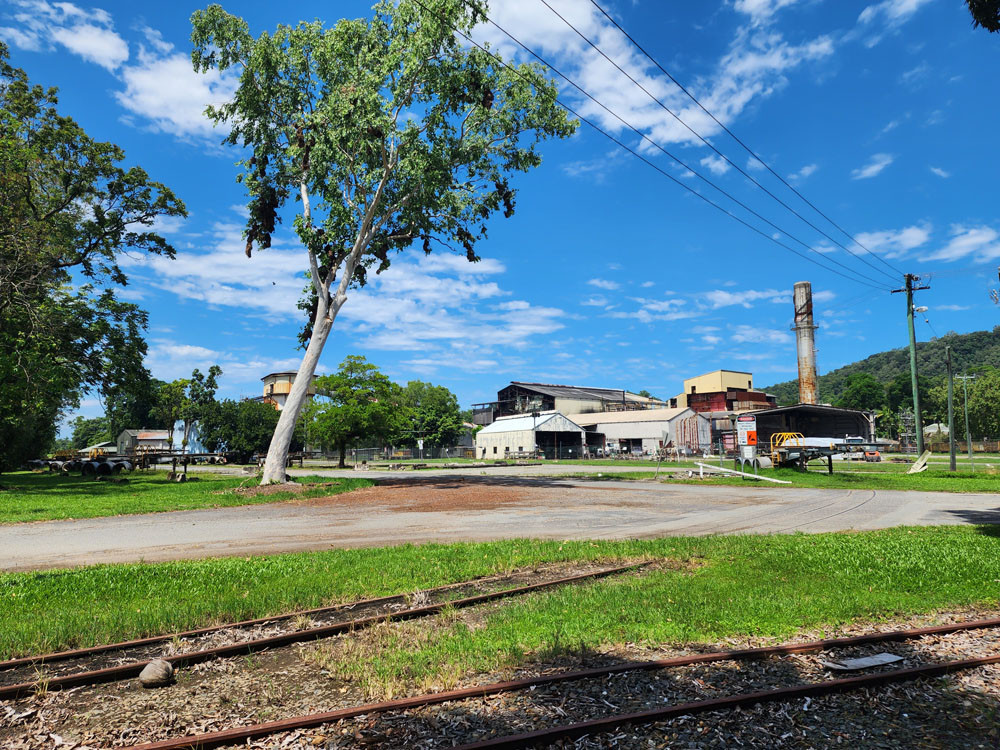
left=769, top=432, right=883, bottom=472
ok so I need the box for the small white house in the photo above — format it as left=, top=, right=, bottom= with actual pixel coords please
left=475, top=411, right=585, bottom=460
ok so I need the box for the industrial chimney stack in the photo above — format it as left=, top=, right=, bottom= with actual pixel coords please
left=792, top=281, right=818, bottom=405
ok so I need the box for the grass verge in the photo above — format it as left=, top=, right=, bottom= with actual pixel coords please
left=0, top=471, right=374, bottom=524
left=2, top=526, right=998, bottom=669
left=673, top=466, right=1000, bottom=493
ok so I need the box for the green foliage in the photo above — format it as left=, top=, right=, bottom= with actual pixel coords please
left=0, top=471, right=372, bottom=525
left=188, top=2, right=577, bottom=478
left=151, top=380, right=188, bottom=448
left=0, top=42, right=185, bottom=471
left=836, top=372, right=885, bottom=411
left=765, top=327, right=1000, bottom=417
left=401, top=380, right=463, bottom=452
left=199, top=399, right=281, bottom=461
left=310, top=356, right=409, bottom=467
left=967, top=0, right=1000, bottom=31
left=967, top=370, right=1000, bottom=438
left=69, top=416, right=112, bottom=450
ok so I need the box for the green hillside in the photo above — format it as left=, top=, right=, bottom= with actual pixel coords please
left=763, top=326, right=1000, bottom=406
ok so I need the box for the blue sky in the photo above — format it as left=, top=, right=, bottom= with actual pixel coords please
left=4, top=0, right=998, bottom=423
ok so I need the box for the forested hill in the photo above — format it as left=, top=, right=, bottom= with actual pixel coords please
left=762, top=326, right=1000, bottom=405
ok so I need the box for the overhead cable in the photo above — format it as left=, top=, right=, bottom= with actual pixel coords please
left=537, top=0, right=899, bottom=285
left=585, top=0, right=907, bottom=280
left=440, top=5, right=893, bottom=291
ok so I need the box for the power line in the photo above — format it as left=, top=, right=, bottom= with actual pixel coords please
left=535, top=0, right=899, bottom=286
left=449, top=8, right=892, bottom=291
left=585, top=0, right=907, bottom=280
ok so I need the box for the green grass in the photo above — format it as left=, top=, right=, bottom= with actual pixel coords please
left=675, top=466, right=1000, bottom=493
left=0, top=471, right=374, bottom=524
left=2, top=527, right=999, bottom=668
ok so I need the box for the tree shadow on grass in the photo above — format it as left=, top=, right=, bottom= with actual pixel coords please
left=943, top=507, right=1000, bottom=537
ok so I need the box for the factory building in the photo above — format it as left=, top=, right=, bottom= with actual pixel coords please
left=475, top=411, right=585, bottom=460
left=566, top=408, right=711, bottom=456
left=672, top=370, right=776, bottom=413
left=473, top=382, right=666, bottom=426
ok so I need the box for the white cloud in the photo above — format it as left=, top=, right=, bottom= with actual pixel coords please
left=789, top=163, right=817, bottom=181
left=856, top=0, right=933, bottom=45
left=730, top=325, right=792, bottom=344
left=929, top=166, right=950, bottom=179
left=746, top=156, right=766, bottom=171
left=581, top=295, right=608, bottom=307
left=812, top=289, right=837, bottom=303
left=851, top=153, right=894, bottom=180
left=5, top=0, right=128, bottom=70
left=640, top=281, right=655, bottom=288
left=855, top=224, right=932, bottom=259
left=700, top=154, right=731, bottom=176
left=732, top=0, right=805, bottom=25
left=936, top=304, right=969, bottom=311
left=702, top=288, right=785, bottom=308
left=587, top=278, right=621, bottom=290
left=859, top=0, right=933, bottom=26
left=922, top=225, right=1000, bottom=263
left=475, top=1, right=834, bottom=154
left=114, top=41, right=238, bottom=142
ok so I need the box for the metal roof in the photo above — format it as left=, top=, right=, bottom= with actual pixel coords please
left=565, top=407, right=696, bottom=426
left=753, top=403, right=868, bottom=418
left=137, top=430, right=170, bottom=440
left=477, top=411, right=584, bottom=434
left=505, top=382, right=657, bottom=403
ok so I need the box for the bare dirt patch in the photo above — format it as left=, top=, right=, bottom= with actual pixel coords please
left=295, top=478, right=537, bottom=513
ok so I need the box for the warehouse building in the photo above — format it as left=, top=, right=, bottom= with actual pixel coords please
left=473, top=382, right=666, bottom=426
left=567, top=408, right=711, bottom=456
left=475, top=411, right=585, bottom=460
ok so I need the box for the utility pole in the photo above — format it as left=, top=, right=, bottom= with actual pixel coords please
left=957, top=373, right=976, bottom=473
left=891, top=274, right=931, bottom=454
left=946, top=346, right=956, bottom=471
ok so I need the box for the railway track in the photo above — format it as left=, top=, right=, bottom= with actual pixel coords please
left=0, top=562, right=644, bottom=701
left=124, top=615, right=1000, bottom=750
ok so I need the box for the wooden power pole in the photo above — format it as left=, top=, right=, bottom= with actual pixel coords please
left=891, top=274, right=930, bottom=454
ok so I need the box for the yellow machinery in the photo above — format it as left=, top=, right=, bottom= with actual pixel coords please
left=769, top=432, right=805, bottom=467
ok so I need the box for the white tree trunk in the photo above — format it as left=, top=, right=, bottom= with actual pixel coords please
left=260, top=312, right=333, bottom=483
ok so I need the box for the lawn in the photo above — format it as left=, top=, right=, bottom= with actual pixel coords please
left=677, top=465, right=1000, bottom=493
left=2, top=527, right=998, bottom=670
left=0, top=471, right=374, bottom=524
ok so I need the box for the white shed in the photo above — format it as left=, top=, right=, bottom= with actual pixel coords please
left=475, top=411, right=585, bottom=460
left=566, top=407, right=711, bottom=456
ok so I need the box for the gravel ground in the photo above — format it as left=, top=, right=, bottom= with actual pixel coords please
left=3, top=605, right=998, bottom=749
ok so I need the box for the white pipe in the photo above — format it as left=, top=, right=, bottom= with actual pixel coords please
left=694, top=462, right=793, bottom=484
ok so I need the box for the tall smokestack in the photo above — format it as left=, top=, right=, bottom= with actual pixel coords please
left=792, top=281, right=818, bottom=405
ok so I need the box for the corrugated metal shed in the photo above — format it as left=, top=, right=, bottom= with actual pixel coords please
left=477, top=411, right=584, bottom=434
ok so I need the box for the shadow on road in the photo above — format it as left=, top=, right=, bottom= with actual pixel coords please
left=943, top=507, right=1000, bottom=537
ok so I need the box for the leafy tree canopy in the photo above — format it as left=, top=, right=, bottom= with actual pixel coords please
left=69, top=416, right=112, bottom=450
left=967, top=0, right=1000, bottom=32
left=199, top=399, right=280, bottom=461
left=401, top=380, right=463, bottom=451
left=310, top=356, right=409, bottom=468
left=189, top=0, right=577, bottom=482
left=0, top=43, right=185, bottom=470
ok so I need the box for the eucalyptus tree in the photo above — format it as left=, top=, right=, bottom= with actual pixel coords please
left=190, top=0, right=577, bottom=483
